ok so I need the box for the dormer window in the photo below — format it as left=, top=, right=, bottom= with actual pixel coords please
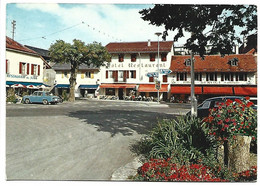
left=185, top=59, right=191, bottom=66
left=150, top=53, right=156, bottom=62
left=131, top=54, right=137, bottom=62
left=229, top=57, right=239, bottom=66
left=118, top=54, right=124, bottom=62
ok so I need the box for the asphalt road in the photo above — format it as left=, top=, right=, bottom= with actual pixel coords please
left=6, top=100, right=190, bottom=180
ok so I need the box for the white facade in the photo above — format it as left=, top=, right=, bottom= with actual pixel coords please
left=6, top=49, right=44, bottom=84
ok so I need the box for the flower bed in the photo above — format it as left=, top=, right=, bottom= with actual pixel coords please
left=134, top=158, right=229, bottom=182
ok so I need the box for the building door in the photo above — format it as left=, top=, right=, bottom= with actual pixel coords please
left=118, top=88, right=124, bottom=100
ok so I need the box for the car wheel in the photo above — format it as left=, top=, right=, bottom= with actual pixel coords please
left=43, top=99, right=49, bottom=105
left=24, top=98, right=30, bottom=104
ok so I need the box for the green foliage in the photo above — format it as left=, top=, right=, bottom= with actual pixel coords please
left=62, top=90, right=69, bottom=101
left=140, top=5, right=257, bottom=57
left=145, top=116, right=213, bottom=162
left=6, top=88, right=16, bottom=103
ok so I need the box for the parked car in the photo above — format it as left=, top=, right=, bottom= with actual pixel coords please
left=187, top=96, right=251, bottom=118
left=22, top=91, right=60, bottom=105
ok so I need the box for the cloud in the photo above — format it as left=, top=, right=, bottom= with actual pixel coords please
left=15, top=3, right=191, bottom=47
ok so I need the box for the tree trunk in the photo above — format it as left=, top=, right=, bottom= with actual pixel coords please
left=228, top=135, right=252, bottom=172
left=68, top=62, right=78, bottom=102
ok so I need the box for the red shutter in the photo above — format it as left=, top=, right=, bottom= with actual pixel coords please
left=106, top=71, right=108, bottom=79
left=19, top=62, right=22, bottom=74
left=133, top=71, right=136, bottom=79
left=245, top=73, right=247, bottom=81
left=31, top=64, right=34, bottom=75
left=27, top=64, right=30, bottom=75
left=177, top=73, right=179, bottom=81
left=38, top=65, right=40, bottom=75
left=200, top=73, right=202, bottom=81
left=123, top=71, right=126, bottom=81
left=149, top=77, right=154, bottom=82
left=127, top=71, right=129, bottom=78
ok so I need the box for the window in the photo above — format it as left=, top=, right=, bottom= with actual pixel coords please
left=37, top=92, right=43, bottom=96
left=206, top=73, right=217, bottom=81
left=195, top=73, right=202, bottom=81
left=161, top=53, right=167, bottom=61
left=149, top=77, right=154, bottom=82
left=30, top=64, right=37, bottom=75
left=229, top=57, right=239, bottom=66
left=238, top=73, right=247, bottom=81
left=177, top=72, right=187, bottom=81
left=224, top=73, right=230, bottom=81
left=150, top=53, right=156, bottom=62
left=106, top=88, right=115, bottom=95
left=201, top=101, right=211, bottom=109
left=85, top=71, right=91, bottom=78
left=118, top=54, right=124, bottom=62
left=163, top=75, right=167, bottom=82
left=185, top=59, right=191, bottom=66
left=64, top=71, right=68, bottom=78
left=118, top=71, right=123, bottom=78
left=19, top=62, right=26, bottom=74
left=130, top=70, right=136, bottom=78
left=131, top=54, right=137, bottom=62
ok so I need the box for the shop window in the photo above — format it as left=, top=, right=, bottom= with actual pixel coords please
left=106, top=88, right=115, bottom=95
left=131, top=54, right=137, bottom=62
left=150, top=53, right=156, bottom=62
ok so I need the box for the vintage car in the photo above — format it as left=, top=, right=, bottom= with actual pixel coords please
left=23, top=91, right=60, bottom=105
left=187, top=96, right=256, bottom=118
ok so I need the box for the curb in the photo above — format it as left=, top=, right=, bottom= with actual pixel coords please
left=111, top=156, right=143, bottom=181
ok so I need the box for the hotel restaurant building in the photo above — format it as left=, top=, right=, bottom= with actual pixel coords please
left=50, top=40, right=257, bottom=102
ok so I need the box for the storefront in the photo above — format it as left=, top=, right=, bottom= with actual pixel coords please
left=138, top=84, right=169, bottom=101
left=99, top=84, right=137, bottom=99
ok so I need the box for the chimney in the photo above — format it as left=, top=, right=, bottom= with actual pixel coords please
left=148, top=39, right=151, bottom=47
left=235, top=45, right=239, bottom=54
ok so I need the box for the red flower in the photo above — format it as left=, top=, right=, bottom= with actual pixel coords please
left=226, top=99, right=233, bottom=106
left=245, top=96, right=250, bottom=100
left=235, top=99, right=243, bottom=104
left=225, top=118, right=230, bottom=122
left=246, top=101, right=254, bottom=108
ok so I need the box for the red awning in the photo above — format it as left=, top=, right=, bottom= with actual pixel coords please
left=99, top=84, right=136, bottom=89
left=138, top=84, right=168, bottom=92
left=203, top=87, right=233, bottom=95
left=171, top=86, right=202, bottom=94
left=234, top=87, right=257, bottom=96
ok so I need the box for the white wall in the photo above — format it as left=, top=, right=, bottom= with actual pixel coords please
left=6, top=50, right=44, bottom=83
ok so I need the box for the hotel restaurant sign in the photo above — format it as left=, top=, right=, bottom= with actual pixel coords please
left=6, top=74, right=38, bottom=80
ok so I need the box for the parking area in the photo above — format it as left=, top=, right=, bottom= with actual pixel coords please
left=6, top=100, right=189, bottom=180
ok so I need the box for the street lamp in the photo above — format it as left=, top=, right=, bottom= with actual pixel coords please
left=155, top=32, right=162, bottom=104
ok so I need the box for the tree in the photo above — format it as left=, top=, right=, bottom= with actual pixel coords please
left=49, top=39, right=110, bottom=102
left=140, top=5, right=257, bottom=57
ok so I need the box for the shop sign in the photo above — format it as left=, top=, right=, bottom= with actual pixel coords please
left=6, top=74, right=38, bottom=80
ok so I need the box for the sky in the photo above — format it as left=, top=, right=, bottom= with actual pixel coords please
left=5, top=3, right=191, bottom=50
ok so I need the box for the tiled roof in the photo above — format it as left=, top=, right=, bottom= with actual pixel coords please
left=52, top=63, right=99, bottom=70
left=170, top=53, right=257, bottom=72
left=6, top=36, right=38, bottom=55
left=106, top=41, right=173, bottom=53
left=25, top=45, right=50, bottom=58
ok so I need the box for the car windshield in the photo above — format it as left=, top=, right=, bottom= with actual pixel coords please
left=200, top=100, right=211, bottom=108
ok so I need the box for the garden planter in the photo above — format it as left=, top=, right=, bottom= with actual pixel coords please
left=228, top=135, right=252, bottom=172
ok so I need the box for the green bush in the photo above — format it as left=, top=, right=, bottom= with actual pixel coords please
left=6, top=88, right=17, bottom=103
left=62, top=90, right=69, bottom=101
left=145, top=116, right=214, bottom=163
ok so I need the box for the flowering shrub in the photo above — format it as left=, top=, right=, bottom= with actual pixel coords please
left=205, top=97, right=257, bottom=142
left=234, top=166, right=257, bottom=181
left=134, top=158, right=229, bottom=182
